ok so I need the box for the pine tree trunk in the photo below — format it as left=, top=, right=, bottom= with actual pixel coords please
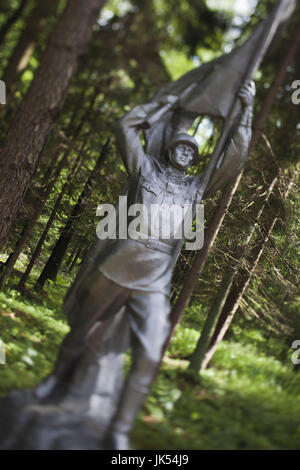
left=201, top=174, right=294, bottom=371
left=0, top=84, right=98, bottom=289
left=189, top=174, right=278, bottom=372
left=69, top=246, right=82, bottom=270
left=189, top=267, right=237, bottom=372
left=170, top=251, right=195, bottom=305
left=2, top=0, right=59, bottom=91
left=0, top=0, right=107, bottom=250
left=166, top=20, right=300, bottom=350
left=201, top=216, right=280, bottom=370
left=17, top=139, right=88, bottom=291
left=66, top=245, right=78, bottom=269
left=0, top=148, right=70, bottom=289
left=196, top=23, right=300, bottom=370
left=0, top=0, right=28, bottom=46
left=36, top=139, right=110, bottom=288
left=169, top=174, right=242, bottom=337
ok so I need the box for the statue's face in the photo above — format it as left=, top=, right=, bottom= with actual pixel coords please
left=169, top=143, right=195, bottom=171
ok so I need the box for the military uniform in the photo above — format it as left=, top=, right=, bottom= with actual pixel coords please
left=43, top=98, right=252, bottom=447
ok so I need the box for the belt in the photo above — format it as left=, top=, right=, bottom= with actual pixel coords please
left=129, top=232, right=174, bottom=255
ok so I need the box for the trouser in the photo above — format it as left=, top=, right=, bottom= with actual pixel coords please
left=53, top=270, right=171, bottom=435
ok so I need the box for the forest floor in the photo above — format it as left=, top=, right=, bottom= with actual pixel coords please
left=0, top=270, right=300, bottom=450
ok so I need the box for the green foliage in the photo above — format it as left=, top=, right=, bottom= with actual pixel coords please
left=0, top=0, right=299, bottom=452
left=168, top=326, right=200, bottom=358
left=0, top=290, right=68, bottom=397
left=133, top=338, right=300, bottom=450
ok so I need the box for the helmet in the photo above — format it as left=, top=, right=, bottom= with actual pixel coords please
left=167, top=133, right=199, bottom=165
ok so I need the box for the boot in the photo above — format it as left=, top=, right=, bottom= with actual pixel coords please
left=35, top=344, right=82, bottom=400
left=103, top=381, right=149, bottom=450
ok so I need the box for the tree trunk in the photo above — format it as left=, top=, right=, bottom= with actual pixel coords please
left=250, top=20, right=300, bottom=144
left=17, top=138, right=88, bottom=291
left=69, top=246, right=82, bottom=271
left=2, top=0, right=59, bottom=91
left=201, top=171, right=294, bottom=371
left=0, top=84, right=99, bottom=289
left=201, top=216, right=280, bottom=370
left=170, top=251, right=195, bottom=304
left=0, top=0, right=28, bottom=46
left=166, top=19, right=300, bottom=349
left=198, top=23, right=300, bottom=368
left=0, top=149, right=70, bottom=289
left=66, top=245, right=78, bottom=269
left=169, top=174, right=242, bottom=337
left=189, top=266, right=237, bottom=372
left=0, top=0, right=107, bottom=250
left=189, top=174, right=278, bottom=372
left=36, top=139, right=110, bottom=288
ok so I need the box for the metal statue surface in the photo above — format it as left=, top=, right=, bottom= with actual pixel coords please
left=35, top=83, right=254, bottom=451
left=0, top=0, right=295, bottom=451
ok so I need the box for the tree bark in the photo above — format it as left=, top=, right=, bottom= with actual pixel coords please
left=36, top=139, right=110, bottom=288
left=169, top=174, right=242, bottom=338
left=189, top=266, right=237, bottom=372
left=0, top=0, right=107, bottom=250
left=170, top=250, right=195, bottom=304
left=17, top=138, right=88, bottom=291
left=0, top=149, right=70, bottom=289
left=0, top=0, right=28, bottom=46
left=189, top=175, right=278, bottom=372
left=66, top=245, right=78, bottom=269
left=196, top=24, right=300, bottom=370
left=69, top=246, right=82, bottom=271
left=2, top=0, right=59, bottom=92
left=201, top=215, right=282, bottom=370
left=0, top=84, right=99, bottom=289
left=166, top=19, right=300, bottom=349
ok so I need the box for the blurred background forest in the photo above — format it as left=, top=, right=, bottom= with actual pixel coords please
left=0, top=0, right=299, bottom=450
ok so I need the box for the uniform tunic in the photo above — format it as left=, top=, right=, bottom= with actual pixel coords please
left=96, top=100, right=251, bottom=297
left=96, top=155, right=201, bottom=296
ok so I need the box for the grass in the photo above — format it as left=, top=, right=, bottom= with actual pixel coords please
left=133, top=339, right=300, bottom=449
left=1, top=283, right=300, bottom=450
left=0, top=287, right=68, bottom=396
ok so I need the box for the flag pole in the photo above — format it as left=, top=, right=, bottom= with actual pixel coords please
left=200, top=0, right=296, bottom=197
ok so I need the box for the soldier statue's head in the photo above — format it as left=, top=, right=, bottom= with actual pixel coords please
left=167, top=133, right=199, bottom=171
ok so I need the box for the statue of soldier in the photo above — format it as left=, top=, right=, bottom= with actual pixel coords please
left=34, top=81, right=255, bottom=449
left=0, top=0, right=295, bottom=451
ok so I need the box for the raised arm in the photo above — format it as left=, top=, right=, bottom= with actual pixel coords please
left=115, top=96, right=179, bottom=175
left=202, top=81, right=255, bottom=199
